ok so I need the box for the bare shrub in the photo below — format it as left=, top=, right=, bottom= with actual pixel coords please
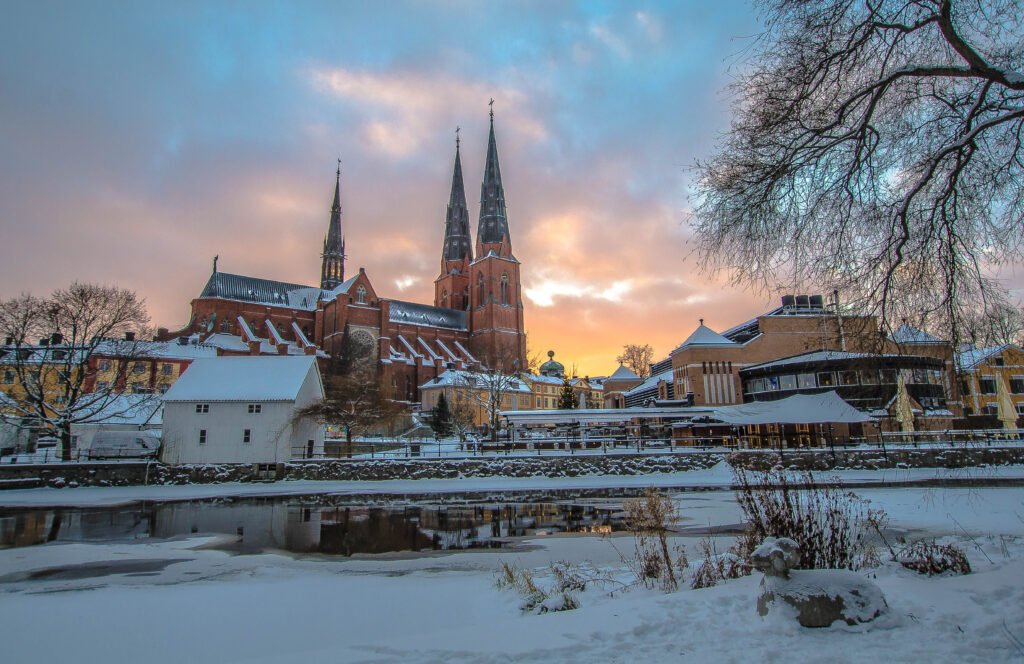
left=624, top=489, right=687, bottom=590
left=733, top=467, right=881, bottom=571
left=496, top=561, right=597, bottom=613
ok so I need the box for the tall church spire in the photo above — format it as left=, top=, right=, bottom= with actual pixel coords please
left=321, top=160, right=346, bottom=290
left=441, top=128, right=473, bottom=269
left=476, top=100, right=512, bottom=257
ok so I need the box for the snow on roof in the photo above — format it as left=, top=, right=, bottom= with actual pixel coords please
left=624, top=369, right=674, bottom=396
left=891, top=324, right=942, bottom=344
left=708, top=391, right=873, bottom=425
left=524, top=373, right=564, bottom=386
left=320, top=274, right=361, bottom=302
left=76, top=394, right=163, bottom=426
left=743, top=350, right=885, bottom=372
left=419, top=369, right=532, bottom=393
left=674, top=323, right=737, bottom=351
left=199, top=272, right=325, bottom=311
left=608, top=364, right=641, bottom=381
left=958, top=344, right=1018, bottom=371
left=163, top=356, right=318, bottom=402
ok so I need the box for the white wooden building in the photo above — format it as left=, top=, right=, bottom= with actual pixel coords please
left=161, top=356, right=324, bottom=464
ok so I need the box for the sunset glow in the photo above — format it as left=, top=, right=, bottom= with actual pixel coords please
left=0, top=1, right=779, bottom=376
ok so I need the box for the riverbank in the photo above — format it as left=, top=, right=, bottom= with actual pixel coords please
left=3, top=461, right=1024, bottom=508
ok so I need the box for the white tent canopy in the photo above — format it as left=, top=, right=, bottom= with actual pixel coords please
left=706, top=391, right=874, bottom=426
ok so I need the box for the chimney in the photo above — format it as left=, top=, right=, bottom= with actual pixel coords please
left=277, top=343, right=288, bottom=356
left=50, top=333, right=63, bottom=345
left=248, top=340, right=261, bottom=355
left=125, top=331, right=136, bottom=342
left=3, top=336, right=13, bottom=346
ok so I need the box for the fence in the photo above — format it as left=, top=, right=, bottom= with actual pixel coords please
left=293, top=428, right=1024, bottom=461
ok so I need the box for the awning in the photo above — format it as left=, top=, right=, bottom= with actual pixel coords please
left=704, top=391, right=874, bottom=426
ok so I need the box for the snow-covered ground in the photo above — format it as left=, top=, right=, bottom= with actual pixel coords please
left=1, top=475, right=1023, bottom=663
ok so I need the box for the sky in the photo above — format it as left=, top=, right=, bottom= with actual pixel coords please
left=0, top=0, right=780, bottom=376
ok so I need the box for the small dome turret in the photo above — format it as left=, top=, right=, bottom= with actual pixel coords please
left=539, top=350, right=565, bottom=378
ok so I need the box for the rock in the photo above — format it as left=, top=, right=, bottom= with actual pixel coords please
left=752, top=537, right=887, bottom=628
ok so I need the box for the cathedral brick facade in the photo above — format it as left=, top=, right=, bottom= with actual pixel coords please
left=158, top=110, right=528, bottom=402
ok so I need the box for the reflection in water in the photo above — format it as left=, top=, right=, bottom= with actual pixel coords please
left=1, top=500, right=621, bottom=556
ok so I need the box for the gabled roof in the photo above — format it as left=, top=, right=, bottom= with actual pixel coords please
left=958, top=344, right=1019, bottom=371
left=608, top=364, right=641, bottom=380
left=200, top=272, right=325, bottom=310
left=674, top=323, right=737, bottom=351
left=891, top=323, right=942, bottom=344
left=163, top=356, right=319, bottom=402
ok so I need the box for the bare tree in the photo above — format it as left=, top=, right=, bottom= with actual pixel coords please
left=0, top=283, right=152, bottom=461
left=616, top=344, right=654, bottom=379
left=692, top=0, right=1024, bottom=342
left=963, top=296, right=1024, bottom=347
left=298, top=365, right=405, bottom=457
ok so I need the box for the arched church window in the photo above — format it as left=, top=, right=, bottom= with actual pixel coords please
left=477, top=273, right=484, bottom=303
left=356, top=285, right=367, bottom=304
left=500, top=273, right=509, bottom=305
left=442, top=289, right=448, bottom=308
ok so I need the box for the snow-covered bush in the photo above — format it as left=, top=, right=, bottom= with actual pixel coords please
left=733, top=467, right=881, bottom=571
left=895, top=540, right=971, bottom=576
left=690, top=537, right=749, bottom=589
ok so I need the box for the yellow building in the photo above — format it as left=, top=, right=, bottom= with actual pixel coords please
left=419, top=369, right=534, bottom=428
left=958, top=344, right=1024, bottom=427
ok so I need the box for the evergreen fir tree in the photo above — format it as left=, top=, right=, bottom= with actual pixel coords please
left=430, top=392, right=452, bottom=437
left=557, top=379, right=577, bottom=409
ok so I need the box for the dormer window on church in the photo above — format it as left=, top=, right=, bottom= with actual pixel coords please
left=356, top=285, right=367, bottom=304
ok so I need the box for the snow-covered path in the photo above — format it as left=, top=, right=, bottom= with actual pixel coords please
left=1, top=485, right=1023, bottom=663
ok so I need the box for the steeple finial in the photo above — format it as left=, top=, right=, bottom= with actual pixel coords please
left=489, top=98, right=494, bottom=122
left=456, top=126, right=460, bottom=151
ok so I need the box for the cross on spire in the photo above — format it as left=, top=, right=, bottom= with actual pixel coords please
left=455, top=126, right=460, bottom=150
left=489, top=98, right=494, bottom=121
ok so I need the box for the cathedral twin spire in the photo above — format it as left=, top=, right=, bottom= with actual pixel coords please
left=441, top=101, right=513, bottom=273
left=321, top=104, right=509, bottom=292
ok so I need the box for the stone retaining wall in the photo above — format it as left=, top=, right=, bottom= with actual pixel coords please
left=1, top=446, right=1023, bottom=489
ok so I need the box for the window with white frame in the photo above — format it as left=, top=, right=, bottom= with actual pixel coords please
left=195, top=403, right=210, bottom=414
left=199, top=429, right=207, bottom=444
left=243, top=429, right=251, bottom=444
left=248, top=404, right=262, bottom=414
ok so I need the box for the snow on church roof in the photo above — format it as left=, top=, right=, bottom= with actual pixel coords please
left=199, top=272, right=325, bottom=310
left=163, top=356, right=319, bottom=402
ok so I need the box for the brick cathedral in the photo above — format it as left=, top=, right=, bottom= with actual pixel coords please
left=158, top=109, right=527, bottom=402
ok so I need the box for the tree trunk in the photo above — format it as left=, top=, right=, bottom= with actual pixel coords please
left=60, top=424, right=73, bottom=462
left=345, top=426, right=353, bottom=459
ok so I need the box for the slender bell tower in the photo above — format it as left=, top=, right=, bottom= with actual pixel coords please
left=468, top=101, right=526, bottom=369
left=321, top=160, right=346, bottom=290
left=434, top=129, right=473, bottom=311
